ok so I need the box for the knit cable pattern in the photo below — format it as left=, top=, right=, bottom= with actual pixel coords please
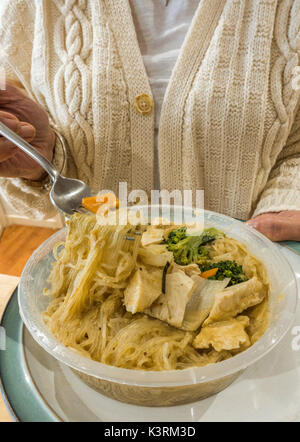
left=53, top=0, right=94, bottom=184
left=252, top=0, right=300, bottom=215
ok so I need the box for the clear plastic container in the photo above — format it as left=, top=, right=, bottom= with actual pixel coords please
left=18, top=208, right=298, bottom=406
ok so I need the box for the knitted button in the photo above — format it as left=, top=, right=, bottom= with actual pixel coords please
left=134, top=93, right=154, bottom=115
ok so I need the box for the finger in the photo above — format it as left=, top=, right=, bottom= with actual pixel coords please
left=18, top=122, right=36, bottom=141
left=0, top=110, right=21, bottom=133
left=246, top=218, right=260, bottom=229
left=0, top=153, right=44, bottom=179
left=0, top=123, right=36, bottom=162
left=0, top=138, right=18, bottom=162
left=0, top=111, right=21, bottom=161
left=247, top=216, right=284, bottom=241
left=0, top=112, right=36, bottom=141
left=0, top=81, right=25, bottom=105
left=0, top=113, right=35, bottom=161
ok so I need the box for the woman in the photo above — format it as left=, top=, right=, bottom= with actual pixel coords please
left=0, top=0, right=299, bottom=241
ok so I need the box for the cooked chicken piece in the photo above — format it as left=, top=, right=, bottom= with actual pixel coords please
left=141, top=226, right=165, bottom=247
left=185, top=222, right=204, bottom=236
left=193, top=316, right=250, bottom=351
left=204, top=277, right=265, bottom=325
left=124, top=265, right=162, bottom=314
left=176, top=263, right=202, bottom=278
left=145, top=269, right=195, bottom=328
left=181, top=277, right=230, bottom=331
left=138, top=244, right=173, bottom=267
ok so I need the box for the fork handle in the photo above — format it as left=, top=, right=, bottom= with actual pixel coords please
left=0, top=121, right=58, bottom=181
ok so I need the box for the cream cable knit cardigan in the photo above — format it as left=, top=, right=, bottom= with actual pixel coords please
left=0, top=0, right=300, bottom=221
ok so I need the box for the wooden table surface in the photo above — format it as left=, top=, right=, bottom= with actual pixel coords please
left=0, top=274, right=19, bottom=422
left=0, top=225, right=57, bottom=277
left=0, top=225, right=57, bottom=422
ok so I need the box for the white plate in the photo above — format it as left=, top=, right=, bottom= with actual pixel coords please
left=22, top=245, right=300, bottom=422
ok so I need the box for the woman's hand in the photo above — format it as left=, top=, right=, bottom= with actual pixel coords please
left=246, top=211, right=300, bottom=241
left=0, top=82, right=56, bottom=180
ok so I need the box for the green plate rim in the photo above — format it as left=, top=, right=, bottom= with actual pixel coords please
left=279, top=241, right=300, bottom=257
left=0, top=288, right=59, bottom=422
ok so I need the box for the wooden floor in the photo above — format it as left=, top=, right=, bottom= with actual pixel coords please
left=0, top=225, right=58, bottom=276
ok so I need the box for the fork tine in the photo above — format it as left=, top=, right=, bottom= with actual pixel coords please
left=74, top=206, right=90, bottom=214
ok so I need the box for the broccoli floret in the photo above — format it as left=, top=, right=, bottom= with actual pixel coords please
left=165, top=227, right=223, bottom=266
left=167, top=235, right=210, bottom=265
left=198, top=227, right=224, bottom=245
left=199, top=260, right=248, bottom=286
left=166, top=227, right=187, bottom=245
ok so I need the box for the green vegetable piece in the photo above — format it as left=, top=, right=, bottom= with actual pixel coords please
left=199, top=260, right=248, bottom=286
left=162, top=261, right=171, bottom=294
left=198, top=227, right=224, bottom=245
left=165, top=226, right=223, bottom=266
left=166, top=227, right=187, bottom=245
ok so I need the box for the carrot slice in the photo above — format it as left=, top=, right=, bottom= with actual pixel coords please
left=201, top=268, right=218, bottom=279
left=82, top=193, right=119, bottom=214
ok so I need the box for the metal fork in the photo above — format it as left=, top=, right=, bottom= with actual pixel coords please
left=0, top=121, right=144, bottom=240
left=0, top=121, right=91, bottom=215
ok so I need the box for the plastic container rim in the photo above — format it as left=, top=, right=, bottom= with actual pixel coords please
left=18, top=207, right=298, bottom=388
